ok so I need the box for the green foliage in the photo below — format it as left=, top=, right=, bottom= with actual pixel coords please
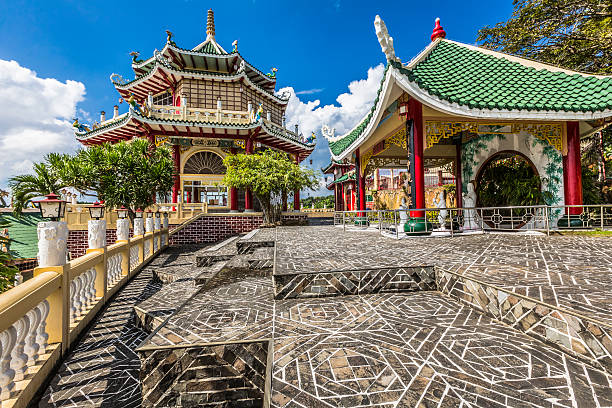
left=301, top=195, right=334, bottom=209
left=476, top=155, right=552, bottom=207
left=75, top=139, right=174, bottom=214
left=9, top=138, right=174, bottom=217
left=0, top=218, right=17, bottom=292
left=477, top=0, right=612, bottom=74
left=223, top=149, right=318, bottom=224
left=582, top=165, right=604, bottom=205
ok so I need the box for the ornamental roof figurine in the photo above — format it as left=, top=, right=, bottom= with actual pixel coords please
left=431, top=17, right=446, bottom=41
left=374, top=15, right=400, bottom=63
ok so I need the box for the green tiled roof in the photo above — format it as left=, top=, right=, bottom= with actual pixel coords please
left=198, top=41, right=226, bottom=55
left=398, top=40, right=612, bottom=113
left=332, top=173, right=356, bottom=184
left=0, top=213, right=42, bottom=259
left=329, top=40, right=612, bottom=157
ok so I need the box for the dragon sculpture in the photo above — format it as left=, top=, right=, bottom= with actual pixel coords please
left=374, top=15, right=401, bottom=63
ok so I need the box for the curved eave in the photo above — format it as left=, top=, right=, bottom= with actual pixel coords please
left=75, top=114, right=143, bottom=145
left=131, top=43, right=276, bottom=90
left=331, top=65, right=612, bottom=161
left=114, top=62, right=288, bottom=105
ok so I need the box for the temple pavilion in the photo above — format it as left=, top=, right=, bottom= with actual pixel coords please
left=324, top=16, right=612, bottom=227
left=74, top=9, right=315, bottom=212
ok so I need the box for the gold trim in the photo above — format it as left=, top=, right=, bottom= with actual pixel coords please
left=360, top=127, right=408, bottom=175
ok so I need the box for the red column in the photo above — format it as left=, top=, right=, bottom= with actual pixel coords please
left=229, top=148, right=238, bottom=212
left=293, top=155, right=300, bottom=211
left=410, top=99, right=425, bottom=217
left=355, top=148, right=366, bottom=214
left=171, top=145, right=181, bottom=204
left=244, top=138, right=254, bottom=211
left=564, top=121, right=583, bottom=215
left=455, top=142, right=462, bottom=208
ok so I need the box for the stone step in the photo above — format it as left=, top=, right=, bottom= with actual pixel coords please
left=194, top=235, right=239, bottom=267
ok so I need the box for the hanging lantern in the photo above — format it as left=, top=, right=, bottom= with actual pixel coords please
left=33, top=193, right=67, bottom=221
left=87, top=201, right=105, bottom=220
left=398, top=102, right=409, bottom=118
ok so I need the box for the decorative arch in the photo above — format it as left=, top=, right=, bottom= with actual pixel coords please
left=183, top=150, right=226, bottom=174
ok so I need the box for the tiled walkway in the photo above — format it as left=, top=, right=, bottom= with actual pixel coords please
left=36, top=227, right=612, bottom=407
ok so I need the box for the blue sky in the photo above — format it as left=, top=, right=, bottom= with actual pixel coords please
left=0, top=0, right=515, bottom=194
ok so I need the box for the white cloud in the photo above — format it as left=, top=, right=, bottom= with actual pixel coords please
left=279, top=64, right=384, bottom=197
left=295, top=88, right=324, bottom=95
left=0, top=59, right=86, bottom=190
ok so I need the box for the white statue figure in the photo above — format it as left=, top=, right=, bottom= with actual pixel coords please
left=321, top=124, right=343, bottom=143
left=462, top=182, right=480, bottom=231
left=398, top=196, right=409, bottom=233
left=434, top=190, right=448, bottom=230
left=374, top=15, right=401, bottom=63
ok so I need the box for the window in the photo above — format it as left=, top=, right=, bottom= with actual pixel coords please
left=153, top=91, right=173, bottom=106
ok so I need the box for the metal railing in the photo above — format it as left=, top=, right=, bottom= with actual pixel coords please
left=0, top=228, right=169, bottom=406
left=334, top=204, right=612, bottom=237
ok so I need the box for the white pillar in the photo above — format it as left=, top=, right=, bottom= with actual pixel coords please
left=163, top=215, right=169, bottom=229
left=154, top=216, right=161, bottom=231
left=116, top=219, right=130, bottom=241
left=87, top=220, right=106, bottom=249
left=113, top=105, right=119, bottom=119
left=36, top=221, right=68, bottom=267
left=145, top=217, right=154, bottom=233
left=133, top=218, right=144, bottom=236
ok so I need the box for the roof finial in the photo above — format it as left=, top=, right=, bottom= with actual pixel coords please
left=431, top=17, right=446, bottom=41
left=206, top=9, right=215, bottom=39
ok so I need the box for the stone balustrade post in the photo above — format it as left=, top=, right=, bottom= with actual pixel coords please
left=133, top=218, right=144, bottom=237
left=116, top=219, right=130, bottom=241
left=37, top=221, right=68, bottom=268
left=87, top=220, right=107, bottom=300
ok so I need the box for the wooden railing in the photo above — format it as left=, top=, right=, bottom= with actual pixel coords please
left=0, top=227, right=169, bottom=407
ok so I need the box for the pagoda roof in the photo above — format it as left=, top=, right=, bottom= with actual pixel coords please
left=112, top=57, right=288, bottom=105
left=328, top=37, right=612, bottom=159
left=75, top=107, right=314, bottom=159
left=321, top=160, right=353, bottom=174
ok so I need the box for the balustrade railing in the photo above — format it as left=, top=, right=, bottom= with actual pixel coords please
left=0, top=228, right=168, bottom=407
left=335, top=204, right=612, bottom=237
left=149, top=104, right=251, bottom=125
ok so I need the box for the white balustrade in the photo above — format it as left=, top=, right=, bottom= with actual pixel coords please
left=143, top=239, right=150, bottom=259
left=0, top=300, right=49, bottom=398
left=106, top=253, right=123, bottom=288
left=129, top=245, right=139, bottom=272
left=69, top=268, right=96, bottom=324
left=153, top=235, right=158, bottom=253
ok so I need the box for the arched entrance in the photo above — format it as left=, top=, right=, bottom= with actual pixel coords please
left=181, top=151, right=228, bottom=207
left=475, top=151, right=545, bottom=229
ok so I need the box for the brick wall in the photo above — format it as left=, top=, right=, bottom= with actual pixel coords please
left=67, top=228, right=134, bottom=259
left=170, top=214, right=307, bottom=245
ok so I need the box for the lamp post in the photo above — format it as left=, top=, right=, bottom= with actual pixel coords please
left=86, top=201, right=106, bottom=249
left=33, top=193, right=69, bottom=267
left=133, top=208, right=144, bottom=236
left=116, top=206, right=130, bottom=241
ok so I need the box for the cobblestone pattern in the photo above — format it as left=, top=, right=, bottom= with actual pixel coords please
left=437, top=268, right=612, bottom=375
left=141, top=268, right=274, bottom=348
left=271, top=292, right=612, bottom=408
left=37, top=269, right=162, bottom=408
left=273, top=266, right=436, bottom=300
left=139, top=341, right=268, bottom=408
left=169, top=214, right=306, bottom=246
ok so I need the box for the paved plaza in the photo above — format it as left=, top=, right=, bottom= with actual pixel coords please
left=36, top=226, right=612, bottom=407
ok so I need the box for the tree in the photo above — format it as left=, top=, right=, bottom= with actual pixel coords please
left=477, top=0, right=612, bottom=201
left=74, top=139, right=174, bottom=217
left=0, top=218, right=17, bottom=292
left=477, top=0, right=612, bottom=74
left=223, top=149, right=318, bottom=224
left=9, top=138, right=174, bottom=217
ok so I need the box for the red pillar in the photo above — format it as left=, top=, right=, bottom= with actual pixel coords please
left=355, top=148, right=366, bottom=213
left=564, top=121, right=583, bottom=215
left=244, top=138, right=254, bottom=211
left=409, top=99, right=425, bottom=217
left=293, top=155, right=300, bottom=211
left=229, top=148, right=238, bottom=212
left=171, top=145, right=181, bottom=204
left=455, top=142, right=463, bottom=208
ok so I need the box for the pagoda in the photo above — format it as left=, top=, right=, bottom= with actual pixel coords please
left=325, top=16, right=612, bottom=228
left=74, top=9, right=315, bottom=212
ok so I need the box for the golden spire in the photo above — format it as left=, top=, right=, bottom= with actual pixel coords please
left=206, top=9, right=215, bottom=39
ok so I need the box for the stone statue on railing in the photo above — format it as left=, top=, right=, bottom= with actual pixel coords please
left=88, top=219, right=106, bottom=250
left=134, top=217, right=144, bottom=236
left=37, top=221, right=68, bottom=268
left=462, top=182, right=480, bottom=231
left=116, top=218, right=130, bottom=241
left=434, top=190, right=447, bottom=230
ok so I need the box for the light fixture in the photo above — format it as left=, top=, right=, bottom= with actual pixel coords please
left=87, top=201, right=105, bottom=220
left=135, top=208, right=144, bottom=219
left=117, top=206, right=129, bottom=219
left=33, top=193, right=67, bottom=221
left=155, top=211, right=161, bottom=218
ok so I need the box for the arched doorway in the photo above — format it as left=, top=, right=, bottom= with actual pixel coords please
left=475, top=151, right=545, bottom=229
left=182, top=151, right=228, bottom=207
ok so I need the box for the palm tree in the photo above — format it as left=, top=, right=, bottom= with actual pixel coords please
left=9, top=161, right=63, bottom=215
left=0, top=218, right=17, bottom=291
